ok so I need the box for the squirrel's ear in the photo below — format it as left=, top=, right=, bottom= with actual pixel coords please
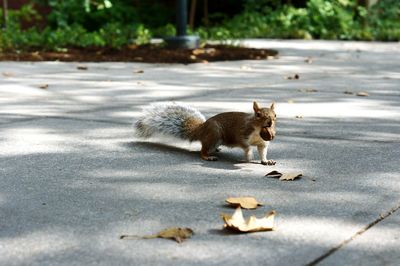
left=270, top=102, right=275, bottom=111
left=253, top=101, right=261, bottom=112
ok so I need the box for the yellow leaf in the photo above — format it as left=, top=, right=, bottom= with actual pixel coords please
left=221, top=207, right=275, bottom=232
left=226, top=197, right=263, bottom=209
left=356, top=92, right=369, bottom=97
left=279, top=172, right=303, bottom=181
left=38, top=84, right=49, bottom=89
left=265, top=170, right=303, bottom=181
left=128, top=227, right=194, bottom=243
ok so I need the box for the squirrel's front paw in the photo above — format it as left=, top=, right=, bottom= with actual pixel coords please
left=202, top=155, right=218, bottom=161
left=261, top=160, right=276, bottom=166
left=207, top=156, right=218, bottom=161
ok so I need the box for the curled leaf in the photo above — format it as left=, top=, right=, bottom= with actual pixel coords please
left=77, top=65, right=88, bottom=70
left=121, top=227, right=193, bottom=243
left=226, top=197, right=263, bottom=209
left=356, top=92, right=369, bottom=97
left=279, top=172, right=303, bottom=181
left=285, top=74, right=299, bottom=80
left=265, top=170, right=303, bottom=181
left=305, top=57, right=313, bottom=64
left=38, top=84, right=49, bottom=89
left=221, top=207, right=275, bottom=232
left=265, top=170, right=282, bottom=179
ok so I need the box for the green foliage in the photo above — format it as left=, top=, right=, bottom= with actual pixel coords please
left=1, top=0, right=400, bottom=52
left=197, top=0, right=400, bottom=41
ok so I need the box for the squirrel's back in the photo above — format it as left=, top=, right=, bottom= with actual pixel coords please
left=134, top=102, right=206, bottom=140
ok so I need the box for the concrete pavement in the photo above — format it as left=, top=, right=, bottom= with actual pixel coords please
left=0, top=40, right=400, bottom=265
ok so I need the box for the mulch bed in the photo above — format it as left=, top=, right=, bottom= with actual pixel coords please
left=0, top=45, right=278, bottom=64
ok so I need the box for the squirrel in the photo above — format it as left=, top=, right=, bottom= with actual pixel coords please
left=135, top=101, right=276, bottom=165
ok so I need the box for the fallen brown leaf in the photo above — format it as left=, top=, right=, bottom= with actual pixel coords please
left=265, top=170, right=303, bottom=181
left=226, top=197, right=263, bottom=209
left=240, top=65, right=252, bottom=70
left=120, top=227, right=193, bottom=243
left=299, top=88, right=318, bottom=93
left=356, top=92, right=369, bottom=97
left=135, top=70, right=144, bottom=74
left=2, top=72, right=14, bottom=77
left=264, top=170, right=282, bottom=179
left=38, top=84, right=49, bottom=89
left=221, top=207, right=275, bottom=232
left=77, top=65, right=88, bottom=70
left=192, top=48, right=216, bottom=55
left=305, top=57, right=313, bottom=64
left=285, top=74, right=300, bottom=80
left=279, top=172, right=303, bottom=181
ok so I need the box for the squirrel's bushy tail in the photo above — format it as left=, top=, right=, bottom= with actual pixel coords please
left=134, top=102, right=206, bottom=141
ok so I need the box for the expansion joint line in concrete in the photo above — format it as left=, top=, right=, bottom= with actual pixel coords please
left=305, top=203, right=400, bottom=266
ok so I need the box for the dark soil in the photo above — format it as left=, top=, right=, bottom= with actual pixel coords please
left=0, top=45, right=278, bottom=64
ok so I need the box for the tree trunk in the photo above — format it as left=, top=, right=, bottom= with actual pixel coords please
left=2, top=0, right=8, bottom=29
left=189, top=0, right=197, bottom=30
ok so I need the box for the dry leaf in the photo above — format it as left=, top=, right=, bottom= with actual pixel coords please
left=221, top=207, right=275, bottom=232
left=279, top=172, right=303, bottom=181
left=305, top=57, right=313, bottom=64
left=265, top=170, right=303, bottom=181
left=240, top=65, right=252, bottom=70
left=344, top=91, right=354, bottom=95
left=285, top=74, right=299, bottom=80
left=2, top=72, right=14, bottom=77
left=135, top=70, right=144, bottom=74
left=356, top=92, right=369, bottom=97
left=38, top=84, right=49, bottom=89
left=192, top=48, right=216, bottom=55
left=226, top=197, right=263, bottom=209
left=265, top=170, right=282, bottom=178
left=120, top=227, right=193, bottom=243
left=77, top=65, right=88, bottom=70
left=299, top=88, right=318, bottom=93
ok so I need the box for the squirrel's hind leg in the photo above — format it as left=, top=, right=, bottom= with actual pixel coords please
left=200, top=140, right=221, bottom=161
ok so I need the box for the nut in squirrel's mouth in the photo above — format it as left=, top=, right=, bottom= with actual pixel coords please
left=260, top=126, right=275, bottom=141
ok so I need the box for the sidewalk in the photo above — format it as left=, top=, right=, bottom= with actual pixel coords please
left=1, top=40, right=399, bottom=266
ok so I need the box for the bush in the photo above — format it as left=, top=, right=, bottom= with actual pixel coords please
left=197, top=0, right=400, bottom=41
left=1, top=0, right=399, bottom=52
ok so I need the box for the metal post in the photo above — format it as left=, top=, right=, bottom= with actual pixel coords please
left=164, top=0, right=199, bottom=49
left=176, top=0, right=187, bottom=36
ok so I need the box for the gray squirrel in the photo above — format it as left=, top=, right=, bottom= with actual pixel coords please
left=135, top=101, right=276, bottom=165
